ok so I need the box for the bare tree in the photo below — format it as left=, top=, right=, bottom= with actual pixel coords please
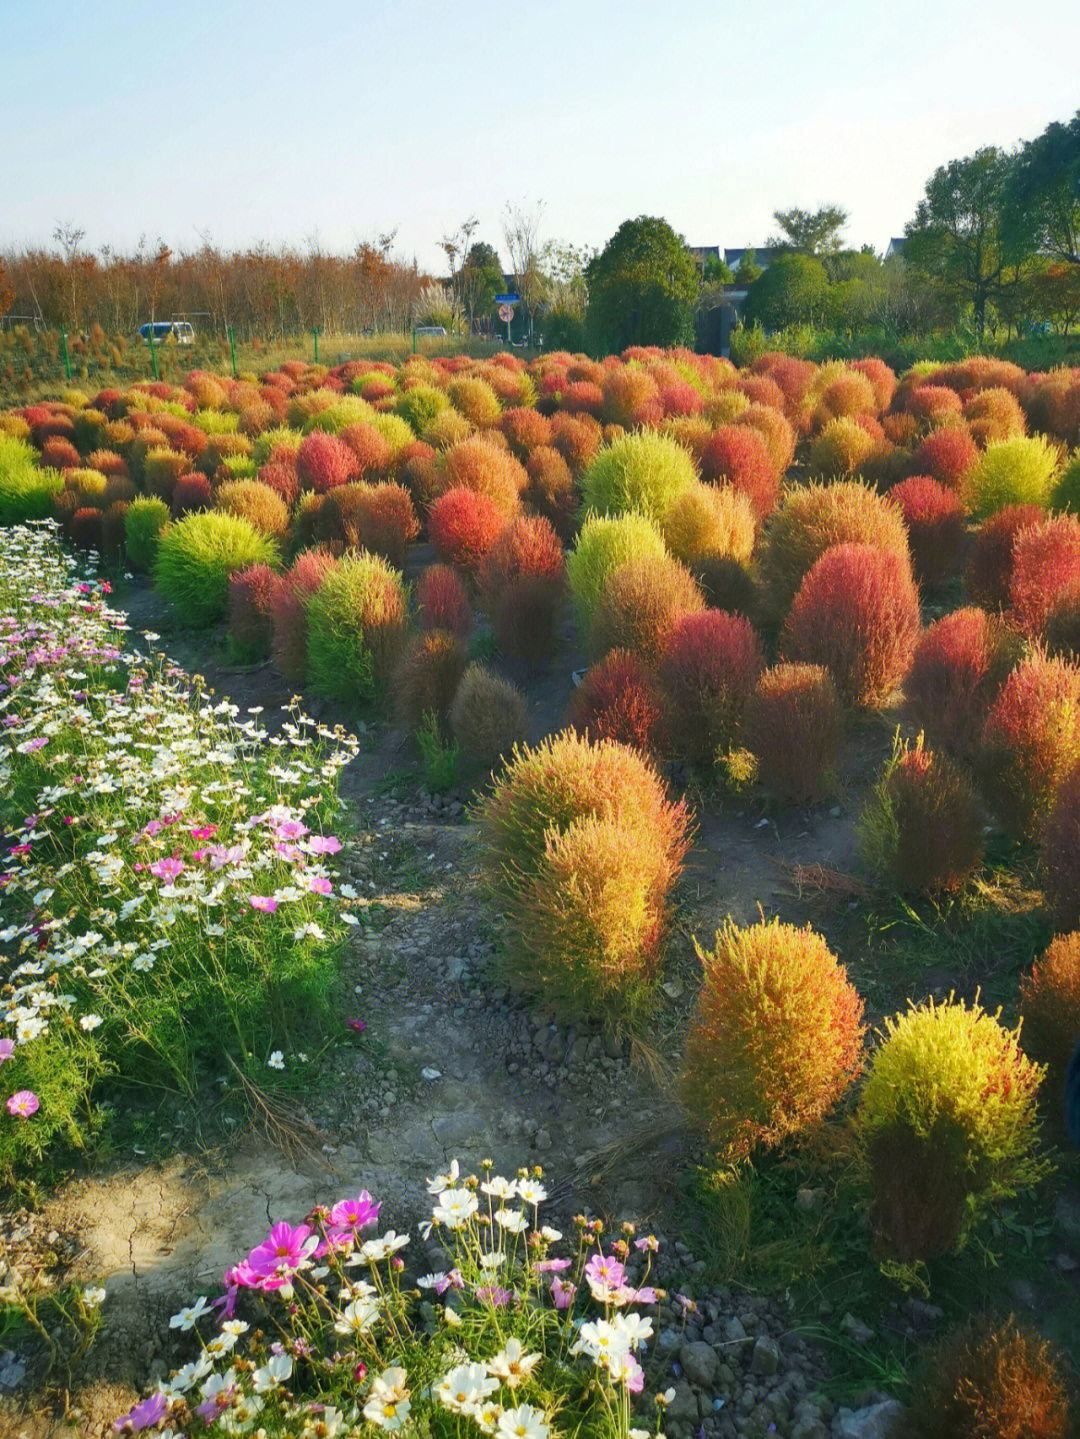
left=52, top=220, right=89, bottom=329
left=502, top=201, right=546, bottom=338
left=440, top=217, right=478, bottom=309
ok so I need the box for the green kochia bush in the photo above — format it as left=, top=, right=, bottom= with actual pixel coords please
left=963, top=434, right=1061, bottom=518
left=304, top=551, right=408, bottom=705
left=580, top=430, right=697, bottom=524
left=565, top=511, right=668, bottom=628
left=124, top=495, right=171, bottom=572
left=0, top=435, right=63, bottom=523
left=154, top=511, right=280, bottom=627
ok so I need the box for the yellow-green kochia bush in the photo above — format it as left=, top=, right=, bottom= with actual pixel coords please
left=855, top=996, right=1047, bottom=1272
left=0, top=435, right=63, bottom=523
left=154, top=511, right=280, bottom=627
left=580, top=430, right=697, bottom=524
left=304, top=551, right=408, bottom=705
left=565, top=512, right=668, bottom=630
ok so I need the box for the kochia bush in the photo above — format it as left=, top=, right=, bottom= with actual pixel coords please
left=269, top=548, right=339, bottom=683
left=783, top=543, right=919, bottom=708
left=888, top=475, right=966, bottom=591
left=304, top=552, right=408, bottom=705
left=858, top=734, right=984, bottom=895
left=659, top=608, right=765, bottom=764
left=565, top=512, right=668, bottom=628
left=700, top=425, right=779, bottom=522
left=911, top=423, right=980, bottom=491
left=154, top=511, right=279, bottom=628
left=123, top=496, right=170, bottom=572
left=416, top=563, right=472, bottom=640
left=855, top=998, right=1045, bottom=1266
left=450, top=663, right=529, bottom=772
left=681, top=918, right=865, bottom=1160
left=589, top=552, right=704, bottom=666
left=906, top=607, right=1011, bottom=760
left=744, top=663, right=843, bottom=804
left=477, top=731, right=692, bottom=1016
left=964, top=503, right=1044, bottom=610
left=1009, top=513, right=1080, bottom=638
left=661, top=483, right=756, bottom=572
left=963, top=435, right=1061, bottom=517
left=427, top=488, right=506, bottom=573
left=580, top=430, right=697, bottom=524
left=296, top=430, right=359, bottom=492
left=393, top=629, right=469, bottom=735
left=1038, top=767, right=1080, bottom=932
left=1020, top=929, right=1080, bottom=1095
left=566, top=649, right=669, bottom=758
left=979, top=650, right=1080, bottom=838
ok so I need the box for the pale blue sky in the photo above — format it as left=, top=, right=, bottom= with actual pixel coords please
left=2, top=0, right=1078, bottom=272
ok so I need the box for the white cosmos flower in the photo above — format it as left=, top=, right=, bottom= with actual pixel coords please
left=252, top=1352, right=293, bottom=1392
left=497, top=1403, right=549, bottom=1439
left=360, top=1230, right=409, bottom=1261
left=480, top=1176, right=517, bottom=1199
left=432, top=1188, right=478, bottom=1229
left=82, top=1286, right=106, bottom=1307
left=540, top=1226, right=562, bottom=1243
left=517, top=1179, right=547, bottom=1205
left=610, top=1311, right=653, bottom=1348
left=78, top=1013, right=103, bottom=1032
left=487, top=1337, right=542, bottom=1389
left=169, top=1295, right=211, bottom=1330
left=427, top=1159, right=460, bottom=1194
left=494, top=1208, right=528, bottom=1234
left=333, top=1298, right=379, bottom=1335
left=437, top=1362, right=499, bottom=1414
left=479, top=1250, right=506, bottom=1270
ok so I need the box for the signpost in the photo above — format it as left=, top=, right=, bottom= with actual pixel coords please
left=495, top=293, right=519, bottom=345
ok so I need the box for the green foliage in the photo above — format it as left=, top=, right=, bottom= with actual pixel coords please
left=123, top=496, right=171, bottom=572
left=1050, top=450, right=1080, bottom=513
left=770, top=204, right=849, bottom=256
left=0, top=435, right=63, bottom=523
left=1008, top=109, right=1080, bottom=266
left=742, top=253, right=830, bottom=331
left=565, top=511, right=668, bottom=628
left=304, top=551, right=408, bottom=705
left=855, top=996, right=1049, bottom=1271
left=963, top=434, right=1061, bottom=517
left=416, top=710, right=459, bottom=793
left=395, top=384, right=450, bottom=434
left=154, top=511, right=279, bottom=627
left=586, top=215, right=700, bottom=353
left=580, top=430, right=697, bottom=523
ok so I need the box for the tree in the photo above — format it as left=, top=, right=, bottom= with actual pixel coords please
left=52, top=220, right=90, bottom=330
left=741, top=252, right=829, bottom=330
left=1009, top=110, right=1080, bottom=266
left=440, top=217, right=478, bottom=309
left=736, top=249, right=762, bottom=283
left=704, top=254, right=734, bottom=283
left=1029, top=261, right=1080, bottom=336
left=770, top=205, right=848, bottom=256
left=904, top=147, right=1035, bottom=341
left=585, top=216, right=700, bottom=353
left=458, top=241, right=504, bottom=332
left=503, top=201, right=546, bottom=339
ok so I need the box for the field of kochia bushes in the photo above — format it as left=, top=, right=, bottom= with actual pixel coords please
left=3, top=345, right=1080, bottom=1301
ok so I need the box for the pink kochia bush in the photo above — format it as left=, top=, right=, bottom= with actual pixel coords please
left=659, top=609, right=765, bottom=765
left=114, top=1162, right=668, bottom=1437
left=783, top=544, right=919, bottom=708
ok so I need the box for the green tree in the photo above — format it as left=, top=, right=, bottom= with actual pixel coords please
left=704, top=254, right=734, bottom=283
left=741, top=252, right=829, bottom=330
left=585, top=216, right=700, bottom=353
left=458, top=241, right=504, bottom=333
left=1009, top=111, right=1080, bottom=265
left=737, top=249, right=763, bottom=283
left=770, top=205, right=848, bottom=256
left=904, top=147, right=1035, bottom=341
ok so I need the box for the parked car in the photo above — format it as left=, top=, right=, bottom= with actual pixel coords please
left=138, top=321, right=195, bottom=345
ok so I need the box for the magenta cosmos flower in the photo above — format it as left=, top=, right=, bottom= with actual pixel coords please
left=7, top=1090, right=39, bottom=1118
left=308, top=835, right=342, bottom=855
left=309, top=876, right=333, bottom=896
left=0, top=1038, right=15, bottom=1063
left=328, top=1190, right=381, bottom=1233
left=149, top=855, right=185, bottom=884
left=250, top=895, right=278, bottom=913
left=273, top=819, right=309, bottom=842
left=113, top=1390, right=168, bottom=1432
left=246, top=1221, right=317, bottom=1277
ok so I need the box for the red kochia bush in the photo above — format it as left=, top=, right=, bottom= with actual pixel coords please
left=783, top=544, right=919, bottom=707
left=979, top=650, right=1080, bottom=837
left=738, top=373, right=786, bottom=411
left=1038, top=769, right=1080, bottom=931
left=499, top=406, right=552, bottom=458
left=850, top=355, right=898, bottom=411
left=700, top=425, right=779, bottom=522
left=269, top=548, right=339, bottom=683
left=256, top=460, right=300, bottom=507
left=907, top=383, right=963, bottom=427
left=171, top=473, right=212, bottom=516
left=744, top=663, right=844, bottom=804
left=296, top=430, right=359, bottom=492
left=659, top=609, right=765, bottom=763
left=549, top=412, right=602, bottom=474
left=965, top=503, right=1044, bottom=610
left=906, top=607, right=1008, bottom=760
left=417, top=564, right=472, bottom=640
left=912, top=424, right=980, bottom=491
left=479, top=515, right=567, bottom=663
left=228, top=563, right=277, bottom=653
left=1020, top=928, right=1080, bottom=1081
left=888, top=475, right=966, bottom=590
left=559, top=380, right=604, bottom=417
left=525, top=446, right=577, bottom=539
left=428, top=488, right=506, bottom=573
left=567, top=649, right=669, bottom=757
left=70, top=507, right=104, bottom=551
left=339, top=422, right=393, bottom=478
left=1010, top=514, right=1080, bottom=638
left=393, top=629, right=469, bottom=734
left=39, top=436, right=81, bottom=470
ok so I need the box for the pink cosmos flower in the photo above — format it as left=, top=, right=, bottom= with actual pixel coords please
left=246, top=1221, right=317, bottom=1277
left=627, top=1285, right=658, bottom=1304
left=191, top=825, right=218, bottom=840
left=550, top=1276, right=577, bottom=1309
left=328, top=1191, right=381, bottom=1232
left=113, top=1390, right=168, bottom=1432
left=149, top=855, right=185, bottom=884
left=434, top=1269, right=464, bottom=1295
left=584, top=1253, right=626, bottom=1288
left=476, top=1285, right=512, bottom=1307
left=309, top=876, right=332, bottom=896
left=275, top=841, right=305, bottom=863
left=633, top=1235, right=660, bottom=1253
left=209, top=843, right=246, bottom=869
left=273, top=820, right=309, bottom=842
left=141, top=820, right=165, bottom=838
left=0, top=1039, right=15, bottom=1063
left=7, top=1090, right=39, bottom=1118
left=535, top=1257, right=572, bottom=1273
left=308, top=835, right=342, bottom=855
left=346, top=1019, right=366, bottom=1034
left=250, top=896, right=278, bottom=913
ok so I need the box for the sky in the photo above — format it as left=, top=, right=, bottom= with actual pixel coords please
left=2, top=0, right=1078, bottom=274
